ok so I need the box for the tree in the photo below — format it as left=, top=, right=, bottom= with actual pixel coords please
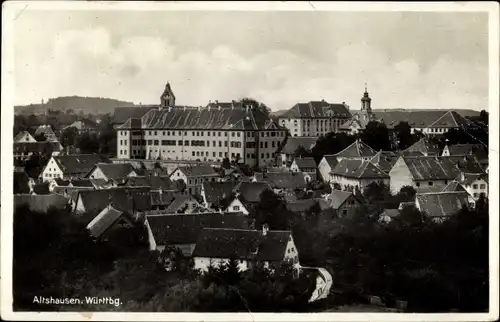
left=24, top=152, right=48, bottom=179
left=311, top=132, right=357, bottom=163
left=222, top=157, right=231, bottom=169
left=60, top=126, right=78, bottom=147
left=360, top=121, right=391, bottom=151
left=394, top=121, right=413, bottom=150
left=240, top=98, right=271, bottom=117
left=76, top=132, right=100, bottom=154
left=294, top=146, right=311, bottom=158
left=398, top=185, right=417, bottom=202
left=251, top=189, right=294, bottom=230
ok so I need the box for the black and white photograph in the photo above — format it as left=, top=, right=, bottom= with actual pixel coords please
left=1, top=1, right=498, bottom=321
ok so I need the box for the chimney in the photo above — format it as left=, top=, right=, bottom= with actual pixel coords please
left=262, top=223, right=269, bottom=236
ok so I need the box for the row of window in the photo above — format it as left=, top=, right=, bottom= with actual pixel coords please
left=130, top=139, right=245, bottom=148
left=128, top=130, right=285, bottom=138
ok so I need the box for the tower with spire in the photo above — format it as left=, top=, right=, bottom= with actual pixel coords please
left=361, top=82, right=372, bottom=113
left=160, top=82, right=176, bottom=107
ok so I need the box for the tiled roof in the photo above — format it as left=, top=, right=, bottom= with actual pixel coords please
left=112, top=106, right=154, bottom=125
left=370, top=151, right=399, bottom=173
left=322, top=155, right=339, bottom=168
left=164, top=194, right=199, bottom=213
left=402, top=156, right=461, bottom=181
left=455, top=173, right=486, bottom=186
left=54, top=154, right=108, bottom=177
left=70, top=179, right=95, bottom=188
left=287, top=198, right=330, bottom=212
left=125, top=175, right=176, bottom=191
left=427, top=111, right=470, bottom=128
left=14, top=141, right=63, bottom=154
left=90, top=163, right=136, bottom=182
left=87, top=206, right=129, bottom=238
left=175, top=165, right=219, bottom=177
left=150, top=191, right=176, bottom=206
left=293, top=157, right=317, bottom=169
left=77, top=187, right=151, bottom=214
left=326, top=190, right=353, bottom=209
left=14, top=194, right=69, bottom=213
left=280, top=101, right=351, bottom=119
left=260, top=172, right=309, bottom=190
left=234, top=182, right=272, bottom=203
left=34, top=125, right=59, bottom=142
left=416, top=192, right=471, bottom=218
left=14, top=131, right=34, bottom=142
left=331, top=159, right=389, bottom=179
left=54, top=178, right=71, bottom=186
left=441, top=181, right=468, bottom=193
left=375, top=110, right=458, bottom=129
left=118, top=103, right=281, bottom=131
left=202, top=181, right=239, bottom=204
left=404, top=138, right=440, bottom=156
left=146, top=213, right=249, bottom=245
left=334, top=140, right=377, bottom=159
left=446, top=155, right=485, bottom=174
left=192, top=228, right=292, bottom=261
left=280, top=137, right=318, bottom=154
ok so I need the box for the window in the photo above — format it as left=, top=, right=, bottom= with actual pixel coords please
left=416, top=182, right=420, bottom=187
left=225, top=132, right=228, bottom=137
left=208, top=132, right=210, bottom=136
left=224, top=141, right=228, bottom=147
left=213, top=152, right=216, bottom=157
left=192, top=151, right=195, bottom=156
left=154, top=131, right=157, bottom=135
left=201, top=132, right=204, bottom=137
left=178, top=140, right=183, bottom=146
left=149, top=131, right=152, bottom=135
left=237, top=132, right=241, bottom=137
left=184, top=140, right=189, bottom=146
left=231, top=132, right=235, bottom=137
left=219, top=152, right=223, bottom=157
left=261, top=153, right=264, bottom=159
left=480, top=184, right=486, bottom=189
left=473, top=184, right=478, bottom=189
left=428, top=181, right=433, bottom=186
left=473, top=193, right=478, bottom=198
left=154, top=140, right=159, bottom=145
left=207, top=141, right=210, bottom=147
left=213, top=140, right=216, bottom=146
left=147, top=140, right=152, bottom=145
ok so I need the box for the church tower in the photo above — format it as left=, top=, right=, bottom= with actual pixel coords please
left=361, top=83, right=372, bottom=113
left=160, top=82, right=176, bottom=107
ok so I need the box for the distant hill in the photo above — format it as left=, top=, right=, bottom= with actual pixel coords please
left=350, top=109, right=482, bottom=117
left=14, top=96, right=138, bottom=116
left=271, top=109, right=288, bottom=117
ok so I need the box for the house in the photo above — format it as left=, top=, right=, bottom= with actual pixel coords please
left=145, top=212, right=249, bottom=255
left=454, top=172, right=488, bottom=200
left=415, top=191, right=473, bottom=223
left=150, top=190, right=176, bottom=211
left=14, top=194, right=69, bottom=213
left=192, top=226, right=299, bottom=273
left=169, top=165, right=220, bottom=195
left=290, top=157, right=317, bottom=178
left=41, top=154, right=108, bottom=182
left=325, top=189, right=362, bottom=218
left=441, top=143, right=488, bottom=170
left=34, top=124, right=59, bottom=142
left=278, top=100, right=351, bottom=137
left=330, top=159, right=390, bottom=193
left=318, top=155, right=339, bottom=183
left=86, top=162, right=138, bottom=185
left=201, top=181, right=239, bottom=209
left=62, top=119, right=99, bottom=134
left=404, top=138, right=440, bottom=156
left=125, top=175, right=176, bottom=192
left=286, top=198, right=330, bottom=215
left=87, top=205, right=136, bottom=239
left=14, top=130, right=36, bottom=143
left=447, top=155, right=485, bottom=175
left=388, top=156, right=461, bottom=194
left=259, top=171, right=310, bottom=192
left=225, top=182, right=273, bottom=215
left=74, top=187, right=151, bottom=214
left=116, top=84, right=287, bottom=167
left=332, top=139, right=377, bottom=163
left=164, top=193, right=202, bottom=214
left=13, top=141, right=63, bottom=162
left=278, top=136, right=318, bottom=167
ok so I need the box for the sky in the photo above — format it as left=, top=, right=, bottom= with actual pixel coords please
left=13, top=9, right=489, bottom=111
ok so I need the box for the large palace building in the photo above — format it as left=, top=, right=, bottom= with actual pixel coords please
left=116, top=83, right=287, bottom=167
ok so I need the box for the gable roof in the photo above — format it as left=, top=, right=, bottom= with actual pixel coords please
left=87, top=206, right=131, bottom=238
left=146, top=213, right=249, bottom=245
left=164, top=194, right=199, bottom=213
left=14, top=141, right=63, bottom=155
left=14, top=194, right=69, bottom=213
left=174, top=165, right=219, bottom=177
left=234, top=182, right=272, bottom=203
left=14, top=131, right=35, bottom=142
left=404, top=138, right=440, bottom=156
left=76, top=187, right=151, bottom=214
left=331, top=159, right=390, bottom=179
left=333, top=140, right=377, bottom=159
left=446, top=155, right=485, bottom=174
left=370, top=151, right=399, bottom=173
left=34, top=125, right=59, bottom=142
left=402, top=156, right=461, bottom=181
left=53, top=154, right=108, bottom=177
left=89, top=163, right=136, bottom=182
left=280, top=137, right=318, bottom=154
left=125, top=175, right=176, bottom=191
left=416, top=191, right=471, bottom=218
left=287, top=198, right=330, bottom=212
left=293, top=157, right=317, bottom=169
left=280, top=101, right=351, bottom=119
left=321, top=155, right=339, bottom=168
left=455, top=173, right=487, bottom=186
left=70, top=179, right=95, bottom=188
left=260, top=172, right=309, bottom=190
left=54, top=178, right=71, bottom=187
left=327, top=190, right=354, bottom=209
left=441, top=181, right=468, bottom=193
left=202, top=181, right=239, bottom=204
left=192, top=228, right=292, bottom=261
left=112, top=106, right=154, bottom=125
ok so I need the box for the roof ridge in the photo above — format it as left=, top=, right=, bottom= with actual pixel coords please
left=427, top=110, right=451, bottom=128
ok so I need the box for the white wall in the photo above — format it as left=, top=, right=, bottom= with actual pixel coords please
left=41, top=157, right=64, bottom=182
left=225, top=198, right=249, bottom=215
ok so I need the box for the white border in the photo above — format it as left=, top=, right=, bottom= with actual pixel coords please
left=1, top=1, right=499, bottom=321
